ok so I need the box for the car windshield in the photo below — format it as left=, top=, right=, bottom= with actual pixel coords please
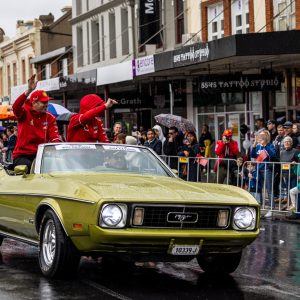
left=40, top=144, right=171, bottom=177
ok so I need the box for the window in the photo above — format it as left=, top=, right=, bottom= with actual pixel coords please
left=101, top=16, right=105, bottom=61
left=208, top=3, right=224, bottom=41
left=76, top=0, right=82, bottom=16
left=87, top=22, right=90, bottom=64
left=231, top=0, right=249, bottom=34
left=274, top=0, right=296, bottom=31
left=77, top=26, right=83, bottom=67
left=7, top=65, right=11, bottom=93
left=21, top=59, right=26, bottom=84
left=41, top=64, right=51, bottom=80
left=0, top=67, right=3, bottom=97
left=13, top=62, right=17, bottom=86
left=175, top=0, right=184, bottom=44
left=59, top=58, right=68, bottom=77
left=109, top=12, right=116, bottom=59
left=91, top=20, right=100, bottom=63
left=121, top=8, right=129, bottom=55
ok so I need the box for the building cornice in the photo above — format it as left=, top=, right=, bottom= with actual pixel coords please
left=70, top=0, right=127, bottom=25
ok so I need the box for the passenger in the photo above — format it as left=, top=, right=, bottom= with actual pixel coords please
left=67, top=95, right=117, bottom=143
left=12, top=75, right=60, bottom=171
left=110, top=122, right=123, bottom=142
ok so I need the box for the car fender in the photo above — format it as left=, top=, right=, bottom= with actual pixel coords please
left=35, top=198, right=67, bottom=236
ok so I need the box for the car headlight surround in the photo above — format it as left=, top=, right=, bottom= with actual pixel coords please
left=100, top=204, right=127, bottom=228
left=233, top=207, right=256, bottom=230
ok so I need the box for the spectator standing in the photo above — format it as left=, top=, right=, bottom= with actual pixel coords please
left=251, top=130, right=276, bottom=218
left=214, top=129, right=239, bottom=184
left=266, top=119, right=277, bottom=142
left=144, top=129, right=162, bottom=155
left=199, top=124, right=213, bottom=157
left=5, top=126, right=17, bottom=162
left=254, top=118, right=266, bottom=135
left=245, top=162, right=262, bottom=204
left=178, top=131, right=200, bottom=182
left=67, top=95, right=117, bottom=143
left=273, top=124, right=285, bottom=158
left=12, top=75, right=61, bottom=171
left=277, top=136, right=299, bottom=206
left=152, top=125, right=166, bottom=147
left=163, top=126, right=183, bottom=169
left=111, top=122, right=123, bottom=142
left=280, top=121, right=299, bottom=151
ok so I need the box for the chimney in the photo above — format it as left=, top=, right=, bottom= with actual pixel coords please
left=39, top=13, right=54, bottom=28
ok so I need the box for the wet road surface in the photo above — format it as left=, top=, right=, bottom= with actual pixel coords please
left=0, top=220, right=300, bottom=300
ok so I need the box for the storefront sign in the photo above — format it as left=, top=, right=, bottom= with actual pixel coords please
left=134, top=55, right=155, bottom=76
left=198, top=74, right=283, bottom=92
left=139, top=0, right=160, bottom=44
left=97, top=61, right=133, bottom=86
left=173, top=44, right=210, bottom=67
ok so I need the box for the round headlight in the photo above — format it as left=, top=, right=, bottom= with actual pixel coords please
left=101, top=204, right=123, bottom=227
left=233, top=208, right=254, bottom=229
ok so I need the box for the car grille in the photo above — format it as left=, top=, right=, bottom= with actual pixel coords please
left=131, top=205, right=231, bottom=229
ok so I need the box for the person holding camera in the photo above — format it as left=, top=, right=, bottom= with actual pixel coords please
left=214, top=129, right=239, bottom=184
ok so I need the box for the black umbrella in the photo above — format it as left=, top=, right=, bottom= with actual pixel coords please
left=56, top=112, right=75, bottom=124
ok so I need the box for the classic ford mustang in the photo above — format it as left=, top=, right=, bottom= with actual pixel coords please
left=0, top=143, right=259, bottom=278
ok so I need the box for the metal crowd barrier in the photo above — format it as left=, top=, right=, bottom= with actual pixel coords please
left=160, top=155, right=300, bottom=214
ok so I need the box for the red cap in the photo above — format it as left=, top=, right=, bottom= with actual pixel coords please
left=29, top=90, right=53, bottom=103
left=223, top=129, right=232, bottom=136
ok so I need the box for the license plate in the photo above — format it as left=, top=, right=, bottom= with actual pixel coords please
left=170, top=245, right=200, bottom=255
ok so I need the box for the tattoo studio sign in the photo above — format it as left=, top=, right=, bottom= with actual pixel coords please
left=198, top=74, right=283, bottom=92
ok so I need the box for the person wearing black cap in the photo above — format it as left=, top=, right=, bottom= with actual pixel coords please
left=280, top=121, right=299, bottom=151
left=266, top=119, right=277, bottom=142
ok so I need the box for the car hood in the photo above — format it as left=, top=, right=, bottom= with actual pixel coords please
left=38, top=173, right=256, bottom=205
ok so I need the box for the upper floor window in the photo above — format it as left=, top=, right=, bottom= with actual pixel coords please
left=273, top=0, right=296, bottom=31
left=12, top=62, right=17, bottom=86
left=232, top=0, right=249, bottom=34
left=76, top=0, right=82, bottom=16
left=175, top=0, right=185, bottom=44
left=59, top=58, right=68, bottom=77
left=42, top=64, right=51, bottom=80
left=208, top=3, right=224, bottom=41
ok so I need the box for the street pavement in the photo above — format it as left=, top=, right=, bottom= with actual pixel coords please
left=0, top=220, right=299, bottom=299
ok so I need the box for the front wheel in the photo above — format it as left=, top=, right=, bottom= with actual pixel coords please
left=197, top=252, right=242, bottom=274
left=38, top=209, right=81, bottom=278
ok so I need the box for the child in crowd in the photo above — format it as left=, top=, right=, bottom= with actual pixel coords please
left=245, top=162, right=262, bottom=204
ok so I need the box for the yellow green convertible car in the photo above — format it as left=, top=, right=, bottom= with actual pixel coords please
left=0, top=143, right=259, bottom=278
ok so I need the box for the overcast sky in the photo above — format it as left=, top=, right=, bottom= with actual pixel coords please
left=0, top=0, right=72, bottom=38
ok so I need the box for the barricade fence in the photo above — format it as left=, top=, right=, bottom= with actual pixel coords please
left=160, top=155, right=300, bottom=214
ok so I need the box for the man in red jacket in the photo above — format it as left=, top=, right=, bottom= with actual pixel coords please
left=67, top=94, right=117, bottom=142
left=12, top=75, right=61, bottom=171
left=214, top=129, right=240, bottom=184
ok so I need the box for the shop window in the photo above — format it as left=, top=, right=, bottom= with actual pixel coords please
left=231, top=0, right=249, bottom=34
left=208, top=3, right=224, bottom=41
left=274, top=0, right=296, bottom=31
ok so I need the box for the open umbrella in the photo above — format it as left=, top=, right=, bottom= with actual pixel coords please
left=56, top=112, right=75, bottom=124
left=0, top=105, right=15, bottom=120
left=47, top=103, right=71, bottom=117
left=154, top=114, right=196, bottom=132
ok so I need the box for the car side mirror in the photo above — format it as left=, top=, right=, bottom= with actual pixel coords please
left=14, top=165, right=28, bottom=177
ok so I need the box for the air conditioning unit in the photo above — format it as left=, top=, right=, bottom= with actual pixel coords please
left=181, top=33, right=201, bottom=45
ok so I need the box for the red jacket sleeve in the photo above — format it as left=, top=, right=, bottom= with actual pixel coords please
left=12, top=92, right=27, bottom=120
left=229, top=140, right=239, bottom=157
left=97, top=119, right=109, bottom=143
left=47, top=114, right=61, bottom=142
left=78, top=104, right=107, bottom=126
left=215, top=140, right=226, bottom=157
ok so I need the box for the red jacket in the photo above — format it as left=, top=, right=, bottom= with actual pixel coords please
left=214, top=139, right=239, bottom=171
left=12, top=92, right=60, bottom=159
left=67, top=94, right=109, bottom=143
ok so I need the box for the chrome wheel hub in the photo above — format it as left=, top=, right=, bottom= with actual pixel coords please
left=42, top=220, right=56, bottom=267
